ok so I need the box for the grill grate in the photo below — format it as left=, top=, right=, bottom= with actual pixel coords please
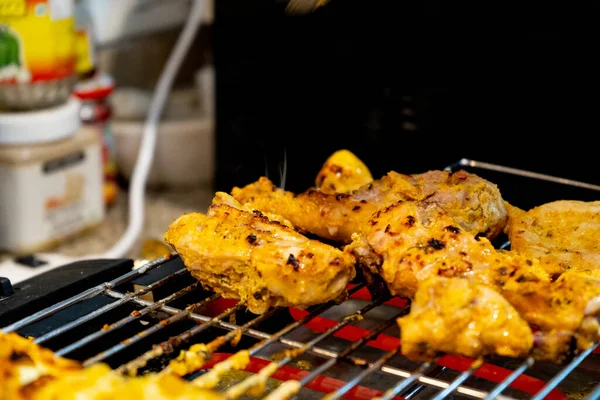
left=3, top=159, right=600, bottom=399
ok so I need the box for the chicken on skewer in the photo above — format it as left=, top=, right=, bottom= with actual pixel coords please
left=164, top=204, right=356, bottom=314
left=227, top=169, right=508, bottom=244
left=348, top=200, right=600, bottom=362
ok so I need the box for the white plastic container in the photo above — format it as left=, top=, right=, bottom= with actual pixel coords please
left=0, top=98, right=105, bottom=254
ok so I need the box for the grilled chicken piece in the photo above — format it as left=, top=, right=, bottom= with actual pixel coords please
left=348, top=200, right=600, bottom=362
left=0, top=332, right=222, bottom=400
left=507, top=200, right=600, bottom=279
left=347, top=200, right=548, bottom=299
left=212, top=192, right=294, bottom=228
left=32, top=363, right=223, bottom=400
left=501, top=271, right=600, bottom=362
left=165, top=204, right=356, bottom=314
left=231, top=169, right=508, bottom=243
left=398, top=277, right=533, bottom=360
left=1, top=332, right=81, bottom=400
left=315, top=149, right=373, bottom=194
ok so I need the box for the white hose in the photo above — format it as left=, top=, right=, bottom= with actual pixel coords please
left=89, top=0, right=207, bottom=259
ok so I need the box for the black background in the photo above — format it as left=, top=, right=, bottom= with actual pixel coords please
left=214, top=0, right=600, bottom=195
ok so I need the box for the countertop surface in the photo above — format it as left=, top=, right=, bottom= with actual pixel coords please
left=54, top=186, right=215, bottom=259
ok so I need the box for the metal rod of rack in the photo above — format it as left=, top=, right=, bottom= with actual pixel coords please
left=293, top=308, right=409, bottom=399
left=460, top=159, right=600, bottom=191
left=375, top=362, right=433, bottom=400
left=110, top=285, right=500, bottom=399
left=531, top=343, right=600, bottom=400
left=587, top=382, right=600, bottom=400
left=1, top=256, right=169, bottom=333
left=222, top=296, right=390, bottom=399
left=34, top=267, right=190, bottom=345
left=431, top=360, right=482, bottom=400
left=483, top=358, right=534, bottom=400
left=84, top=294, right=244, bottom=368
left=55, top=283, right=205, bottom=357
left=324, top=348, right=401, bottom=400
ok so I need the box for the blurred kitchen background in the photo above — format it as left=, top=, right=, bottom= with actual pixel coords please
left=1, top=0, right=599, bottom=275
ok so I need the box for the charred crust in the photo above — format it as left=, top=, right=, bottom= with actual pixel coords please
left=330, top=257, right=341, bottom=266
left=498, top=267, right=508, bottom=276
left=427, top=239, right=446, bottom=250
left=330, top=165, right=343, bottom=174
left=253, top=210, right=266, bottom=219
left=10, top=351, right=30, bottom=362
left=306, top=252, right=314, bottom=258
left=385, top=224, right=391, bottom=233
left=516, top=274, right=527, bottom=283
left=253, top=288, right=267, bottom=299
left=336, top=194, right=349, bottom=201
left=360, top=199, right=367, bottom=204
left=287, top=254, right=300, bottom=271
left=352, top=205, right=361, bottom=211
left=444, top=225, right=460, bottom=233
left=406, top=215, right=416, bottom=227
left=526, top=259, right=533, bottom=266
left=368, top=183, right=373, bottom=190
left=246, top=234, right=258, bottom=244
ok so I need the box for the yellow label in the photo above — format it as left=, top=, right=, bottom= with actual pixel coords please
left=0, top=0, right=75, bottom=83
left=0, top=0, right=26, bottom=17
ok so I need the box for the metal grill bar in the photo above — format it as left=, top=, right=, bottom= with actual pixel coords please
left=531, top=343, right=600, bottom=400
left=431, top=360, right=482, bottom=400
left=55, top=283, right=202, bottom=357
left=483, top=358, right=534, bottom=400
left=459, top=159, right=600, bottom=191
left=297, top=308, right=409, bottom=396
left=34, top=267, right=189, bottom=345
left=84, top=293, right=240, bottom=368
left=587, top=382, right=600, bottom=400
left=1, top=256, right=169, bottom=333
left=376, top=362, right=433, bottom=400
left=324, top=348, right=401, bottom=400
left=223, top=296, right=390, bottom=398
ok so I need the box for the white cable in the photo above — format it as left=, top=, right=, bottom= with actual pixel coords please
left=88, top=0, right=207, bottom=259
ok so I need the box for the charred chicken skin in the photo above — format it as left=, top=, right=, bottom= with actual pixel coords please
left=164, top=204, right=356, bottom=314
left=230, top=169, right=508, bottom=244
left=0, top=332, right=222, bottom=400
left=348, top=200, right=600, bottom=362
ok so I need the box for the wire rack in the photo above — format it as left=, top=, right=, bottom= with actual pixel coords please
left=2, top=159, right=600, bottom=400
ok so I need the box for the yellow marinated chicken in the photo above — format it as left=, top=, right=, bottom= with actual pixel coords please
left=507, top=200, right=600, bottom=279
left=1, top=332, right=81, bottom=400
left=164, top=204, right=356, bottom=314
left=0, top=332, right=222, bottom=400
left=347, top=200, right=548, bottom=299
left=348, top=200, right=600, bottom=362
left=230, top=169, right=508, bottom=243
left=32, top=363, right=223, bottom=400
left=212, top=191, right=294, bottom=228
left=314, top=149, right=373, bottom=194
left=501, top=271, right=600, bottom=362
left=398, top=277, right=533, bottom=361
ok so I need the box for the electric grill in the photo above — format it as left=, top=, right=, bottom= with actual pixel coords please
left=2, top=159, right=600, bottom=400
